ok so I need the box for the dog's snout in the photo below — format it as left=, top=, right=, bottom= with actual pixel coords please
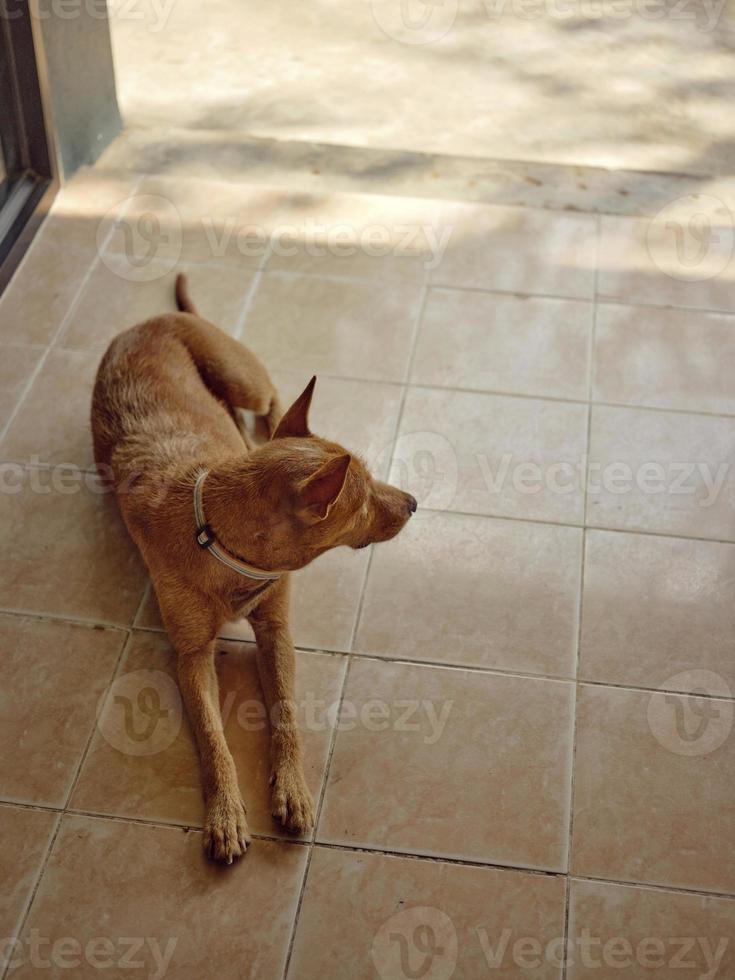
left=406, top=493, right=418, bottom=514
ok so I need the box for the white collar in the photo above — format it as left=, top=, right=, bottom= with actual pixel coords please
left=193, top=470, right=282, bottom=582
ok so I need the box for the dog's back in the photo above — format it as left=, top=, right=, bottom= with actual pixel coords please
left=91, top=279, right=281, bottom=489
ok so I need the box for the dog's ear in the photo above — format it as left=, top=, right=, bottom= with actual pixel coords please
left=296, top=453, right=351, bottom=522
left=272, top=376, right=316, bottom=439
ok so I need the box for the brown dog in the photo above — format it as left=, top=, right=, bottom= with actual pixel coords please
left=91, top=274, right=416, bottom=863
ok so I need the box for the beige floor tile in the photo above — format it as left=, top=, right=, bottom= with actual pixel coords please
left=412, top=289, right=591, bottom=400
left=105, top=175, right=283, bottom=269
left=587, top=404, right=735, bottom=540
left=35, top=169, right=139, bottom=256
left=72, top=631, right=346, bottom=838
left=265, top=189, right=443, bottom=283
left=572, top=684, right=735, bottom=893
left=0, top=346, right=43, bottom=433
left=14, top=814, right=307, bottom=980
left=288, top=547, right=370, bottom=651
left=0, top=805, right=57, bottom=951
left=0, top=348, right=100, bottom=468
left=594, top=303, right=735, bottom=415
left=0, top=471, right=147, bottom=624
left=395, top=387, right=587, bottom=523
left=567, top=878, right=735, bottom=980
left=318, top=658, right=574, bottom=870
left=272, top=371, right=403, bottom=478
left=355, top=512, right=582, bottom=676
left=137, top=540, right=369, bottom=652
left=0, top=241, right=93, bottom=346
left=289, top=846, right=566, bottom=980
left=580, top=530, right=735, bottom=696
left=0, top=616, right=124, bottom=807
left=242, top=273, right=421, bottom=382
left=431, top=202, right=597, bottom=299
left=597, top=214, right=735, bottom=313
left=58, top=256, right=255, bottom=351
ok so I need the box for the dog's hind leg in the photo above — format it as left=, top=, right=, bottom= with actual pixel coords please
left=247, top=577, right=315, bottom=834
left=171, top=274, right=284, bottom=438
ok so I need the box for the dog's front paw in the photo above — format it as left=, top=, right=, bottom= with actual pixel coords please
left=204, top=794, right=251, bottom=864
left=270, top=764, right=314, bottom=834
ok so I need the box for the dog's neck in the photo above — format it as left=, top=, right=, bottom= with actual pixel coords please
left=193, top=459, right=283, bottom=581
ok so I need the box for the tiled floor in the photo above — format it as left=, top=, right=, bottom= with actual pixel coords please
left=1, top=167, right=735, bottom=978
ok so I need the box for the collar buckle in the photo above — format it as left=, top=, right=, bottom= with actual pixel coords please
left=195, top=523, right=216, bottom=549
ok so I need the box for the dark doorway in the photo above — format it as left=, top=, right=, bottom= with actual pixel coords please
left=0, top=1, right=58, bottom=289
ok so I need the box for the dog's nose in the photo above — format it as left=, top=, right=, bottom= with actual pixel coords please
left=406, top=494, right=418, bottom=514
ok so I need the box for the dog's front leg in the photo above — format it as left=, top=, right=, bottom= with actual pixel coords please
left=158, top=589, right=250, bottom=863
left=248, top=578, right=315, bottom=834
left=178, top=645, right=251, bottom=862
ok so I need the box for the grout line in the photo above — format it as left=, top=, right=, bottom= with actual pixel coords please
left=1, top=811, right=63, bottom=980
left=561, top=876, right=572, bottom=980
left=349, top=280, right=430, bottom=653
left=0, top=603, right=731, bottom=702
left=5, top=794, right=735, bottom=904
left=282, top=655, right=352, bottom=980
left=0, top=606, right=131, bottom=632
left=130, top=581, right=153, bottom=629
left=7, top=348, right=735, bottom=425
left=62, top=629, right=135, bottom=810
left=231, top=238, right=273, bottom=341
left=311, top=838, right=566, bottom=877
left=414, top=507, right=735, bottom=550
left=562, top=213, right=601, bottom=980
left=567, top=872, right=735, bottom=904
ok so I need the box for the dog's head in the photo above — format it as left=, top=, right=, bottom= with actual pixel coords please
left=238, top=377, right=416, bottom=570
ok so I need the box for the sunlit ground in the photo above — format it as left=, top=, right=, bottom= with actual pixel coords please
left=110, top=0, right=735, bottom=175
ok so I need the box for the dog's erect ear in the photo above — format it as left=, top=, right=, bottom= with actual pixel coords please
left=272, top=376, right=316, bottom=439
left=296, top=453, right=351, bottom=522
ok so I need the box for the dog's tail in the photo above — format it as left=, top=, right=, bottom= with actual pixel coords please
left=175, top=273, right=199, bottom=315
